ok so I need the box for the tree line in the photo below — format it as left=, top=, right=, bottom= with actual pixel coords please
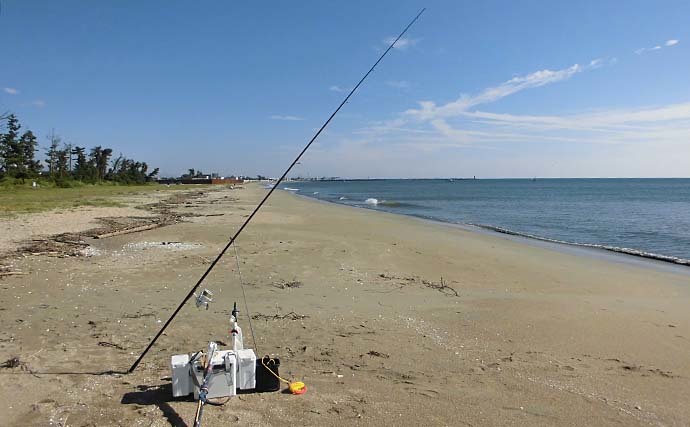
left=0, top=113, right=158, bottom=185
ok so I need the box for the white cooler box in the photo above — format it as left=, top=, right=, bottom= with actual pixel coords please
left=171, top=349, right=256, bottom=398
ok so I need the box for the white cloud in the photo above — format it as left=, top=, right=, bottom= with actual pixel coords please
left=3, top=87, right=19, bottom=95
left=385, top=80, right=410, bottom=89
left=383, top=36, right=418, bottom=50
left=31, top=100, right=46, bottom=108
left=377, top=101, right=690, bottom=150
left=329, top=85, right=349, bottom=93
left=270, top=114, right=304, bottom=121
left=349, top=57, right=690, bottom=153
left=636, top=40, right=679, bottom=54
left=303, top=53, right=690, bottom=177
left=403, top=61, right=597, bottom=121
left=306, top=100, right=690, bottom=178
left=456, top=103, right=690, bottom=139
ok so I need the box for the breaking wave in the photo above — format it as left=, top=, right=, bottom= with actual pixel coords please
left=361, top=198, right=424, bottom=208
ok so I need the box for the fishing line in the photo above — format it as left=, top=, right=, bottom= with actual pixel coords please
left=128, top=8, right=426, bottom=373
left=232, top=243, right=258, bottom=355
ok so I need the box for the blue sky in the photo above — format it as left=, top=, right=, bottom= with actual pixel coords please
left=1, top=1, right=689, bottom=178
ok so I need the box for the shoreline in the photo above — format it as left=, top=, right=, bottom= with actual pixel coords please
left=290, top=190, right=690, bottom=276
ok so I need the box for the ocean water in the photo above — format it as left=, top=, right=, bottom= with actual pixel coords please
left=285, top=179, right=690, bottom=266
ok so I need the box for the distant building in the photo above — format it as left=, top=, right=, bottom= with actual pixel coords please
left=211, top=177, right=244, bottom=184
left=179, top=177, right=244, bottom=185
left=157, top=176, right=244, bottom=185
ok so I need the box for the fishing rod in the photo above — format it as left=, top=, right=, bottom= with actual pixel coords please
left=128, top=8, right=426, bottom=373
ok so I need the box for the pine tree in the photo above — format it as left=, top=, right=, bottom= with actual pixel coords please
left=0, top=117, right=6, bottom=176
left=56, top=147, right=69, bottom=178
left=19, top=130, right=41, bottom=177
left=0, top=114, right=24, bottom=178
left=147, top=167, right=160, bottom=181
left=100, top=148, right=113, bottom=180
left=89, top=146, right=114, bottom=180
left=72, top=146, right=89, bottom=181
left=45, top=129, right=61, bottom=176
left=65, top=143, right=73, bottom=173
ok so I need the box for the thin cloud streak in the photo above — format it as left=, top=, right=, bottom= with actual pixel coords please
left=329, top=85, right=350, bottom=93
left=383, top=36, right=418, bottom=50
left=463, top=103, right=690, bottom=130
left=343, top=55, right=690, bottom=155
left=270, top=115, right=304, bottom=121
left=636, top=39, right=678, bottom=54
left=3, top=87, right=19, bottom=95
left=404, top=60, right=601, bottom=121
left=362, top=103, right=690, bottom=149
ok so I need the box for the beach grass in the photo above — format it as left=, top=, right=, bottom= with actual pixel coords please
left=0, top=181, right=197, bottom=216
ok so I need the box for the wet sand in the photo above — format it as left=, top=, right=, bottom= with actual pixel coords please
left=1, top=183, right=689, bottom=426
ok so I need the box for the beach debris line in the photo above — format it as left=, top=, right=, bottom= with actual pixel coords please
left=122, top=312, right=156, bottom=319
left=90, top=190, right=208, bottom=240
left=128, top=8, right=426, bottom=374
left=364, top=350, right=390, bottom=358
left=251, top=311, right=309, bottom=321
left=1, top=356, right=24, bottom=369
left=1, top=356, right=34, bottom=374
left=123, top=241, right=203, bottom=251
left=378, top=273, right=459, bottom=297
left=0, top=262, right=25, bottom=279
left=18, top=234, right=88, bottom=258
left=272, top=279, right=303, bottom=289
left=0, top=269, right=25, bottom=277
left=93, top=223, right=162, bottom=239
left=98, top=341, right=126, bottom=350
left=2, top=189, right=214, bottom=263
left=423, top=276, right=459, bottom=297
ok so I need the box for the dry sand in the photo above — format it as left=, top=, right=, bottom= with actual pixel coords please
left=0, top=206, right=152, bottom=254
left=1, top=184, right=689, bottom=426
left=0, top=189, right=182, bottom=254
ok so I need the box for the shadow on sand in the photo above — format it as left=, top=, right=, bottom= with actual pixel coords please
left=121, top=383, right=189, bottom=427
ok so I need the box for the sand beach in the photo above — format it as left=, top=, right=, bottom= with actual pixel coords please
left=1, top=183, right=689, bottom=426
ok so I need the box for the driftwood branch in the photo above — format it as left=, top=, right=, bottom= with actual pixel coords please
left=93, top=223, right=162, bottom=239
left=422, top=276, right=459, bottom=297
left=379, top=273, right=459, bottom=297
left=251, top=311, right=309, bottom=321
left=0, top=271, right=26, bottom=277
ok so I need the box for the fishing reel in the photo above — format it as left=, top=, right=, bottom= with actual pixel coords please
left=194, top=289, right=214, bottom=310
